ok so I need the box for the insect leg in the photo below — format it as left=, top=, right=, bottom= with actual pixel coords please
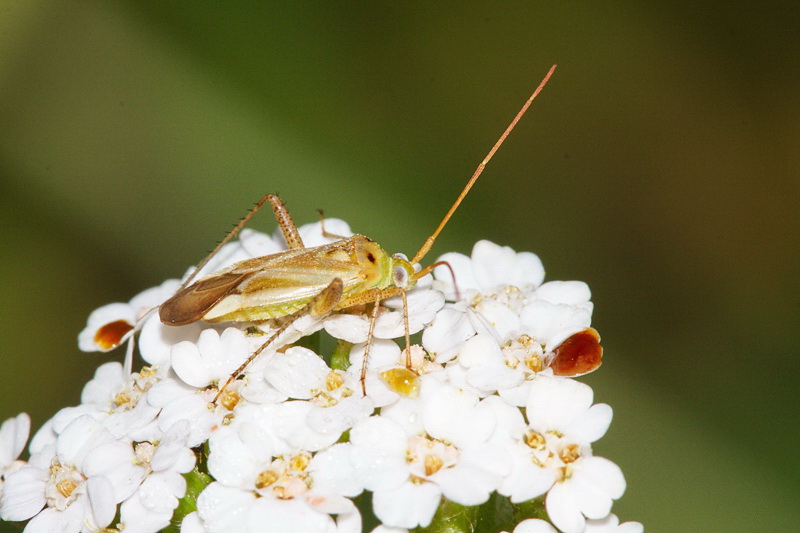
left=360, top=290, right=383, bottom=395
left=316, top=209, right=348, bottom=240
left=339, top=287, right=412, bottom=394
left=180, top=194, right=272, bottom=289
left=184, top=194, right=304, bottom=291
left=212, top=277, right=344, bottom=404
left=267, top=194, right=305, bottom=250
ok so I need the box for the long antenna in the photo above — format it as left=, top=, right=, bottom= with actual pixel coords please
left=411, top=64, right=557, bottom=265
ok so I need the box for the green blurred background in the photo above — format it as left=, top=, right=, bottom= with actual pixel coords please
left=1, top=2, right=797, bottom=531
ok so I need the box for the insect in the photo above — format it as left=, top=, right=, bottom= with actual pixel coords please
left=158, top=65, right=558, bottom=402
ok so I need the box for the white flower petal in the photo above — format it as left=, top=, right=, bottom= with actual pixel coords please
left=24, top=502, right=86, bottom=533
left=473, top=299, right=521, bottom=340
left=120, top=493, right=172, bottom=533
left=580, top=456, right=626, bottom=500
left=129, top=279, right=182, bottom=315
left=324, top=314, right=370, bottom=343
left=349, top=417, right=409, bottom=491
left=295, top=218, right=353, bottom=248
left=84, top=443, right=145, bottom=502
left=139, top=312, right=203, bottom=366
left=334, top=506, right=363, bottom=533
left=378, top=289, right=445, bottom=335
left=437, top=461, right=498, bottom=506
left=369, top=526, right=410, bottom=533
left=569, top=474, right=613, bottom=520
left=617, top=522, right=645, bottom=533
left=509, top=252, right=545, bottom=289
left=499, top=450, right=557, bottom=503
left=249, top=497, right=338, bottom=533
left=171, top=341, right=214, bottom=388
left=172, top=328, right=254, bottom=389
left=265, top=347, right=330, bottom=399
left=422, top=385, right=495, bottom=448
left=566, top=403, right=613, bottom=443
left=526, top=376, right=594, bottom=433
left=80, top=363, right=125, bottom=406
left=372, top=481, right=441, bottom=529
left=535, top=281, right=591, bottom=305
left=207, top=428, right=272, bottom=488
left=520, top=301, right=591, bottom=348
left=196, top=482, right=254, bottom=533
left=432, top=252, right=477, bottom=295
left=472, top=241, right=517, bottom=292
left=180, top=511, right=205, bottom=533
left=270, top=401, right=340, bottom=451
left=0, top=466, right=47, bottom=521
left=0, top=413, right=30, bottom=470
left=513, top=518, right=558, bottom=533
left=309, top=444, right=363, bottom=498
left=156, top=393, right=217, bottom=448
left=87, top=475, right=116, bottom=528
left=458, top=334, right=500, bottom=368
left=306, top=397, right=373, bottom=436
left=422, top=305, right=475, bottom=363
left=57, top=415, right=112, bottom=467
left=238, top=228, right=282, bottom=257
left=546, top=481, right=585, bottom=533
left=138, top=472, right=185, bottom=514
left=78, top=303, right=136, bottom=352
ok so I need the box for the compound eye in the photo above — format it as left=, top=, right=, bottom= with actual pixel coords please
left=393, top=265, right=409, bottom=289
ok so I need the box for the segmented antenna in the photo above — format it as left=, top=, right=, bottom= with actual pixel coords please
left=411, top=64, right=557, bottom=265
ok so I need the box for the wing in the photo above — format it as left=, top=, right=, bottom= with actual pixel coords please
left=159, top=236, right=385, bottom=325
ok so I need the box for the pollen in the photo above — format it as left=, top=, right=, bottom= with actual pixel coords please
left=56, top=479, right=77, bottom=498
left=380, top=368, right=420, bottom=397
left=218, top=388, right=241, bottom=411
left=406, top=435, right=459, bottom=480
left=325, top=371, right=344, bottom=391
left=524, top=430, right=546, bottom=450
left=255, top=470, right=278, bottom=489
left=134, top=442, right=156, bottom=467
left=289, top=452, right=311, bottom=472
left=424, top=454, right=444, bottom=476
left=313, top=391, right=339, bottom=407
left=114, top=391, right=131, bottom=407
left=559, top=444, right=581, bottom=464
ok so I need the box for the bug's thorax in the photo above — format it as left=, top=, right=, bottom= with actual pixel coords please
left=332, top=234, right=415, bottom=298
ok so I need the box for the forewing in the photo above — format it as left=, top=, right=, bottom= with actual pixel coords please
left=223, top=243, right=364, bottom=317
left=167, top=240, right=368, bottom=324
left=159, top=271, right=255, bottom=325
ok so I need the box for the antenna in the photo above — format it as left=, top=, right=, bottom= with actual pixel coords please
left=411, top=64, right=557, bottom=265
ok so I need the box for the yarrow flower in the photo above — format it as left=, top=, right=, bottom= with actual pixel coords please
left=0, top=217, right=640, bottom=532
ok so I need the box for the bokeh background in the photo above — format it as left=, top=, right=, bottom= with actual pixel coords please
left=1, top=2, right=797, bottom=531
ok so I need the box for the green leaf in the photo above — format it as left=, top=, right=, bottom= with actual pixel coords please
left=330, top=339, right=354, bottom=371
left=473, top=493, right=548, bottom=532
left=294, top=330, right=322, bottom=354
left=414, top=498, right=478, bottom=533
left=163, top=468, right=214, bottom=533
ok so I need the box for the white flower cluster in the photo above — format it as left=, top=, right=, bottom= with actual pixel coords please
left=0, top=218, right=640, bottom=533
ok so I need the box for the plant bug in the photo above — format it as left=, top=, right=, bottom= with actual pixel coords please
left=158, top=65, right=557, bottom=402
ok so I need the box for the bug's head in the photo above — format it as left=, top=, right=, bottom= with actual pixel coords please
left=390, top=254, right=416, bottom=290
